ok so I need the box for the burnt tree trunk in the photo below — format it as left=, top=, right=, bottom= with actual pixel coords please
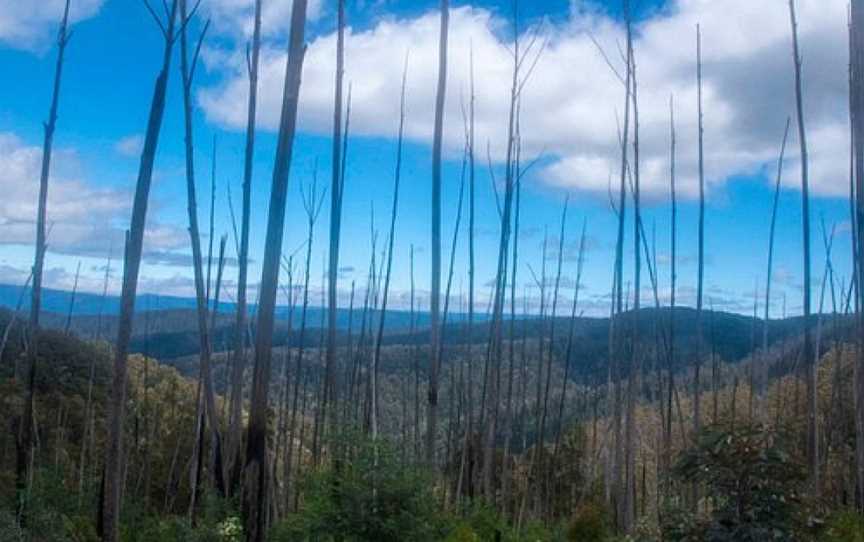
left=243, top=1, right=308, bottom=539
left=101, top=2, right=181, bottom=539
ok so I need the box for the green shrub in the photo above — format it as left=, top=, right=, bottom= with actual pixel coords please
left=566, top=502, right=610, bottom=542
left=667, top=422, right=815, bottom=541
left=821, top=509, right=864, bottom=542
left=271, top=432, right=445, bottom=541
left=444, top=523, right=481, bottom=542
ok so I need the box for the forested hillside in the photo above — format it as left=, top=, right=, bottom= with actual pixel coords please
left=3, top=0, right=864, bottom=541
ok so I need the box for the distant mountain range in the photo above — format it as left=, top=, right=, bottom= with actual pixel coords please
left=1, top=282, right=844, bottom=379
left=0, top=282, right=434, bottom=332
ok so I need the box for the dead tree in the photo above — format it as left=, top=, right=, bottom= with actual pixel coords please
left=788, top=0, right=817, bottom=489
left=371, top=57, right=408, bottom=440
left=410, top=244, right=420, bottom=458
left=624, top=15, right=640, bottom=529
left=95, top=244, right=113, bottom=341
left=467, top=42, right=477, bottom=483
left=18, top=0, right=71, bottom=507
left=178, top=0, right=224, bottom=503
left=227, top=0, right=263, bottom=491
left=606, top=4, right=632, bottom=523
left=427, top=0, right=449, bottom=465
left=552, top=219, right=587, bottom=457
left=483, top=0, right=543, bottom=501
left=322, top=0, right=347, bottom=450
left=101, top=2, right=187, bottom=539
left=849, top=0, right=864, bottom=511
left=64, top=261, right=81, bottom=335
left=664, top=95, right=677, bottom=487
left=283, top=170, right=324, bottom=510
left=537, top=198, right=568, bottom=511
left=763, top=119, right=791, bottom=399
left=243, top=1, right=308, bottom=539
left=694, top=21, right=706, bottom=457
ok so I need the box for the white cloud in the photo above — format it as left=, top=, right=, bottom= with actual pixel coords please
left=0, top=0, right=105, bottom=52
left=203, top=0, right=326, bottom=41
left=114, top=134, right=144, bottom=158
left=199, top=0, right=849, bottom=200
left=0, top=132, right=188, bottom=261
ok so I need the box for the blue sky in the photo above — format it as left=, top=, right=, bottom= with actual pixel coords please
left=0, top=0, right=854, bottom=317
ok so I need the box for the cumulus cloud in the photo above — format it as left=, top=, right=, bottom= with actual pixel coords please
left=0, top=132, right=190, bottom=264
left=199, top=0, right=849, bottom=200
left=0, top=0, right=105, bottom=52
left=203, top=0, right=325, bottom=40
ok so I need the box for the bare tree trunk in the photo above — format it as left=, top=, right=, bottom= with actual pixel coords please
left=179, top=1, right=225, bottom=502
left=552, top=220, right=587, bottom=455
left=322, top=0, right=347, bottom=456
left=623, top=17, right=640, bottom=529
left=763, top=118, right=791, bottom=404
left=95, top=245, right=113, bottom=342
left=410, top=245, right=420, bottom=459
left=692, top=23, right=706, bottom=514
left=243, top=2, right=308, bottom=539
left=227, top=0, right=263, bottom=494
left=537, top=199, right=568, bottom=513
left=371, top=59, right=409, bottom=440
left=101, top=3, right=181, bottom=539
left=663, top=95, right=677, bottom=496
left=283, top=174, right=323, bottom=511
left=607, top=6, right=632, bottom=525
left=427, top=0, right=449, bottom=466
left=849, top=0, right=864, bottom=512
left=466, top=42, right=477, bottom=496
left=64, top=261, right=81, bottom=335
left=788, top=0, right=817, bottom=491
left=18, top=0, right=71, bottom=513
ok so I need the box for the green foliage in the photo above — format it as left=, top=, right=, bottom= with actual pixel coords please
left=566, top=502, right=611, bottom=542
left=444, top=524, right=482, bottom=542
left=0, top=467, right=99, bottom=542
left=820, top=510, right=864, bottom=542
left=667, top=422, right=814, bottom=541
left=271, top=432, right=445, bottom=542
left=458, top=501, right=508, bottom=541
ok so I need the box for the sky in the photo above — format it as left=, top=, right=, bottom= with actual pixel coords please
left=0, top=0, right=855, bottom=318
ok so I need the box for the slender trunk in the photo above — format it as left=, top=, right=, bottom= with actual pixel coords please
left=488, top=4, right=528, bottom=501
left=227, top=0, right=262, bottom=493
left=788, top=0, right=817, bottom=490
left=410, top=245, right=420, bottom=459
left=179, top=2, right=225, bottom=500
left=623, top=17, right=640, bottom=529
left=322, top=0, right=347, bottom=456
left=95, top=245, right=113, bottom=342
left=64, top=261, right=81, bottom=335
left=609, top=5, right=632, bottom=524
left=284, top=182, right=321, bottom=510
left=553, top=220, right=587, bottom=455
left=663, top=95, right=677, bottom=494
left=692, top=24, right=706, bottom=514
left=101, top=4, right=179, bottom=539
left=370, top=59, right=408, bottom=441
left=537, top=199, right=568, bottom=513
left=19, top=0, right=71, bottom=510
left=849, top=0, right=864, bottom=512
left=243, top=2, right=308, bottom=539
left=427, top=0, right=450, bottom=465
left=763, top=118, right=791, bottom=403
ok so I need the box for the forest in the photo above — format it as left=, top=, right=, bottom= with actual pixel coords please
left=2, top=0, right=864, bottom=540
